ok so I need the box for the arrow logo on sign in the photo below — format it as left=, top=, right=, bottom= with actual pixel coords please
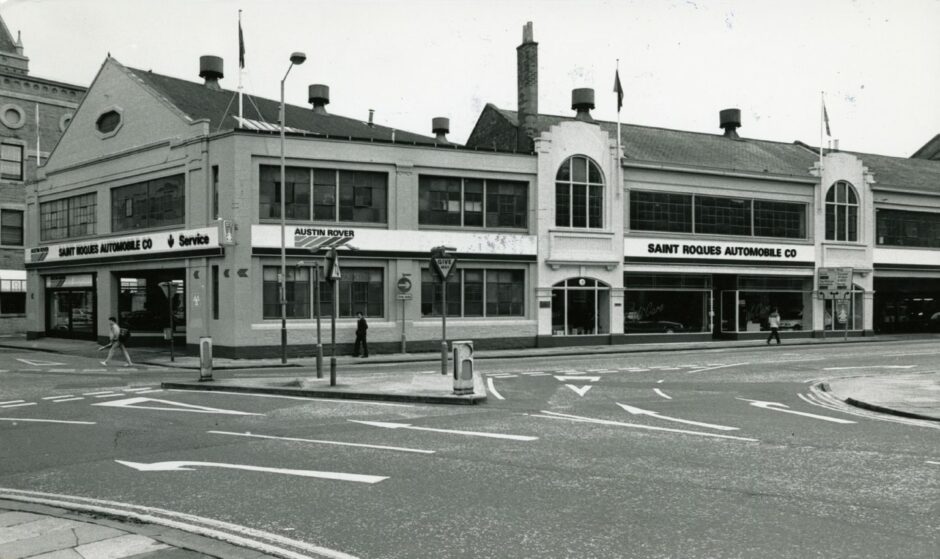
left=349, top=420, right=537, bottom=441
left=616, top=402, right=739, bottom=431
left=114, top=460, right=386, bottom=483
left=737, top=398, right=856, bottom=424
left=93, top=397, right=261, bottom=416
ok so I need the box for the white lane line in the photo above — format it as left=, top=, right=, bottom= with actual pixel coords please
left=83, top=391, right=115, bottom=396
left=616, top=403, right=739, bottom=431
left=0, top=488, right=361, bottom=559
left=653, top=388, right=672, bottom=400
left=489, top=374, right=517, bottom=379
left=208, top=430, right=435, bottom=455
left=349, top=420, right=538, bottom=441
left=0, top=402, right=36, bottom=408
left=737, top=398, right=856, bottom=424
left=43, top=395, right=75, bottom=400
left=52, top=397, right=85, bottom=403
left=166, top=389, right=415, bottom=408
left=486, top=378, right=505, bottom=400
left=116, top=460, right=387, bottom=484
left=124, top=387, right=156, bottom=392
left=531, top=411, right=758, bottom=442
left=823, top=365, right=916, bottom=371
left=927, top=461, right=940, bottom=466
left=0, top=417, right=96, bottom=425
left=94, top=397, right=261, bottom=416
left=656, top=379, right=665, bottom=384
left=687, top=362, right=748, bottom=374
left=0, top=400, right=25, bottom=405
left=94, top=393, right=126, bottom=398
left=83, top=368, right=108, bottom=372
left=521, top=372, right=549, bottom=376
left=135, top=389, right=164, bottom=394
left=47, top=369, right=75, bottom=373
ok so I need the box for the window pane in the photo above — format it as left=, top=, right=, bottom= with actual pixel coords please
left=877, top=209, right=940, bottom=248
left=485, top=269, right=524, bottom=317
left=629, top=191, right=692, bottom=233
left=556, top=159, right=570, bottom=181
left=572, top=156, right=587, bottom=182
left=753, top=200, right=805, bottom=239
left=848, top=205, right=858, bottom=242
left=0, top=209, right=23, bottom=245
left=555, top=183, right=570, bottom=227
left=694, top=196, right=751, bottom=236
left=464, top=270, right=484, bottom=316
left=421, top=269, right=461, bottom=316
left=40, top=198, right=69, bottom=241
left=825, top=204, right=835, bottom=240
left=572, top=185, right=587, bottom=227
left=837, top=205, right=847, bottom=241
left=111, top=182, right=149, bottom=231
left=339, top=171, right=387, bottom=223
left=464, top=179, right=484, bottom=227
left=485, top=180, right=527, bottom=228
left=419, top=175, right=461, bottom=225
left=0, top=144, right=22, bottom=180
left=259, top=166, right=279, bottom=219
left=148, top=175, right=185, bottom=229
left=588, top=185, right=602, bottom=228
left=588, top=161, right=602, bottom=184
left=262, top=265, right=309, bottom=319
left=313, top=169, right=337, bottom=220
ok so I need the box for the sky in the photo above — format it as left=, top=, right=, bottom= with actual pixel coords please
left=3, top=0, right=939, bottom=157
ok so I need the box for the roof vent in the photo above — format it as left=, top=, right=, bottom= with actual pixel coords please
left=571, top=88, right=595, bottom=122
left=432, top=117, right=450, bottom=143
left=308, top=84, right=330, bottom=114
left=719, top=108, right=742, bottom=139
left=199, top=55, right=224, bottom=90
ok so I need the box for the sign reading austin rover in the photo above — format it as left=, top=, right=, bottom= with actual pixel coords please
left=25, top=227, right=219, bottom=264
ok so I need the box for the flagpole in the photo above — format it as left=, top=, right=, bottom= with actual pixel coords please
left=615, top=59, right=622, bottom=199
left=35, top=103, right=40, bottom=167
left=819, top=91, right=824, bottom=173
left=237, top=10, right=244, bottom=124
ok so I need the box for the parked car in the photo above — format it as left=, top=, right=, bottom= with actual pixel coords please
left=624, top=320, right=686, bottom=333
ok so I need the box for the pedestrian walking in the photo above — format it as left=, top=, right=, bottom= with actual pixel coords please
left=101, top=316, right=134, bottom=367
left=766, top=308, right=782, bottom=345
left=354, top=312, right=369, bottom=358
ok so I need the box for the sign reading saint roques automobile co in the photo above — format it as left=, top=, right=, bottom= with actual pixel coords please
left=624, top=237, right=814, bottom=263
left=26, top=226, right=220, bottom=264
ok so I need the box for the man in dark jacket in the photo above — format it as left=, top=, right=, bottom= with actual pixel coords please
left=354, top=312, right=369, bottom=358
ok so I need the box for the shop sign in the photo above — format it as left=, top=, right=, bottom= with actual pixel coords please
left=624, top=237, right=813, bottom=263
left=26, top=226, right=219, bottom=264
left=818, top=267, right=853, bottom=299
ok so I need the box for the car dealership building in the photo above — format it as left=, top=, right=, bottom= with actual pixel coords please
left=25, top=24, right=940, bottom=356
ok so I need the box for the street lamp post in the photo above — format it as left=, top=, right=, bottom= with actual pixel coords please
left=279, top=51, right=306, bottom=364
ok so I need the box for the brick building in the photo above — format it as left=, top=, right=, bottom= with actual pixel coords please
left=23, top=23, right=940, bottom=355
left=0, top=14, right=84, bottom=334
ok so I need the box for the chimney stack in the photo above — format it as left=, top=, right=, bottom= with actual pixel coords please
left=368, top=109, right=375, bottom=126
left=516, top=21, right=538, bottom=151
left=308, top=84, right=330, bottom=114
left=571, top=88, right=595, bottom=122
left=199, top=55, right=224, bottom=90
left=719, top=108, right=742, bottom=139
left=432, top=117, right=450, bottom=143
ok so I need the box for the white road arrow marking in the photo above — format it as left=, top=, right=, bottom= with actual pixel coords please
left=616, top=402, right=738, bottom=431
left=554, top=376, right=600, bottom=382
left=349, top=420, right=537, bottom=441
left=566, top=385, right=593, bottom=397
left=737, top=398, right=856, bottom=424
left=486, top=378, right=505, bottom=400
left=0, top=417, right=96, bottom=425
left=531, top=411, right=758, bottom=442
left=653, top=388, right=672, bottom=400
left=114, top=460, right=385, bottom=483
left=208, top=431, right=435, bottom=454
left=93, top=397, right=261, bottom=416
left=16, top=358, right=65, bottom=367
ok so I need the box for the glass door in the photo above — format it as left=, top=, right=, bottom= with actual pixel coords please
left=47, top=291, right=72, bottom=335
left=46, top=289, right=96, bottom=339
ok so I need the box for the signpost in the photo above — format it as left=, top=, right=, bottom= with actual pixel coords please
left=431, top=246, right=457, bottom=375
left=327, top=248, right=340, bottom=386
left=158, top=281, right=176, bottom=362
left=818, top=267, right=853, bottom=340
left=397, top=275, right=412, bottom=353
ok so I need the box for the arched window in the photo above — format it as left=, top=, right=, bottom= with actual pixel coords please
left=825, top=181, right=858, bottom=242
left=551, top=277, right=610, bottom=335
left=556, top=155, right=603, bottom=228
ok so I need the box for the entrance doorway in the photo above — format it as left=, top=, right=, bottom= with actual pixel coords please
left=551, top=278, right=610, bottom=336
left=45, top=274, right=97, bottom=339
left=117, top=270, right=186, bottom=335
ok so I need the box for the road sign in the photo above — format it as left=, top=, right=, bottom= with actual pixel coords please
left=432, top=256, right=456, bottom=281
left=397, top=276, right=412, bottom=294
left=818, top=267, right=853, bottom=298
left=396, top=293, right=413, bottom=300
left=326, top=248, right=341, bottom=281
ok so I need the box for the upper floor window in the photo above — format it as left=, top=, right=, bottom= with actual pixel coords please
left=556, top=155, right=603, bottom=228
left=876, top=209, right=940, bottom=248
left=112, top=175, right=185, bottom=232
left=40, top=193, right=97, bottom=241
left=630, top=191, right=806, bottom=239
left=418, top=175, right=527, bottom=229
left=96, top=110, right=122, bottom=135
left=825, top=181, right=858, bottom=242
left=0, top=209, right=23, bottom=246
left=259, top=165, right=387, bottom=224
left=421, top=268, right=524, bottom=317
left=0, top=143, right=23, bottom=181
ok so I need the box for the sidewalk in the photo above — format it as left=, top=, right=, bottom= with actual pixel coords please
left=826, top=372, right=940, bottom=422
left=0, top=499, right=279, bottom=559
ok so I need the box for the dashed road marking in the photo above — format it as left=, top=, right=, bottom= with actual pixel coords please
left=209, top=430, right=436, bottom=455
left=83, top=391, right=115, bottom=396
left=0, top=417, right=96, bottom=425
left=0, top=402, right=35, bottom=408
left=43, top=395, right=75, bottom=400
left=52, top=397, right=85, bottom=403
left=0, top=400, right=24, bottom=405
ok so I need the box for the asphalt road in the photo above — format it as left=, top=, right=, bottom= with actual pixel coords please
left=1, top=339, right=938, bottom=559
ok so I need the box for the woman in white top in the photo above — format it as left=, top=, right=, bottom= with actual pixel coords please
left=766, top=308, right=782, bottom=345
left=101, top=316, right=133, bottom=367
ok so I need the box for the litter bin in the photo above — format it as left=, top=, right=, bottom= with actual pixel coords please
left=199, top=336, right=213, bottom=382
left=452, top=340, right=474, bottom=395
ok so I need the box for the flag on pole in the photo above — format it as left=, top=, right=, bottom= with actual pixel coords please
left=35, top=103, right=40, bottom=167
left=613, top=69, right=624, bottom=113
left=238, top=13, right=246, bottom=69
left=822, top=98, right=831, bottom=137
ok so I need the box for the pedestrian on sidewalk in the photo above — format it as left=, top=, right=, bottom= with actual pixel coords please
left=101, top=316, right=134, bottom=367
left=766, top=308, right=782, bottom=345
left=354, top=311, right=369, bottom=358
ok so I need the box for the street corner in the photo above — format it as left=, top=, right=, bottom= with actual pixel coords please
left=821, top=372, right=940, bottom=423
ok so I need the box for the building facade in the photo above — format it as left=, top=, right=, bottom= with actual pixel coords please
left=0, top=15, right=84, bottom=334
left=24, top=25, right=940, bottom=356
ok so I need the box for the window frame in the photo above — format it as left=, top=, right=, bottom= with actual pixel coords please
left=876, top=208, right=940, bottom=248
left=110, top=174, right=185, bottom=233
left=420, top=267, right=525, bottom=318
left=260, top=165, right=388, bottom=225
left=40, top=193, right=98, bottom=242
left=418, top=175, right=528, bottom=229
left=555, top=155, right=604, bottom=229
left=824, top=181, right=859, bottom=242
left=0, top=208, right=24, bottom=246
left=0, top=142, right=24, bottom=182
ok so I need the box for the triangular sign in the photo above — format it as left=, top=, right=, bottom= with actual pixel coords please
left=565, top=384, right=593, bottom=397
left=92, top=397, right=261, bottom=416
left=433, top=257, right=455, bottom=280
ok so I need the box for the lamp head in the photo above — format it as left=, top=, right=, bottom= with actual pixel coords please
left=290, top=52, right=307, bottom=65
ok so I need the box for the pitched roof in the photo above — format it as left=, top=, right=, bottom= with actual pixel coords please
left=469, top=104, right=940, bottom=193
left=0, top=16, right=17, bottom=54
left=123, top=65, right=439, bottom=145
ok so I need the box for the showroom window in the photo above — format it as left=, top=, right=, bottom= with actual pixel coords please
left=623, top=273, right=711, bottom=334
left=262, top=266, right=310, bottom=319
left=421, top=268, right=524, bottom=317
left=319, top=268, right=384, bottom=318
left=556, top=155, right=603, bottom=228
left=825, top=181, right=858, bottom=242
left=876, top=209, right=940, bottom=248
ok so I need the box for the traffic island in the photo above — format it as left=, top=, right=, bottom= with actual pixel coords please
left=162, top=369, right=488, bottom=405
left=821, top=372, right=940, bottom=422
